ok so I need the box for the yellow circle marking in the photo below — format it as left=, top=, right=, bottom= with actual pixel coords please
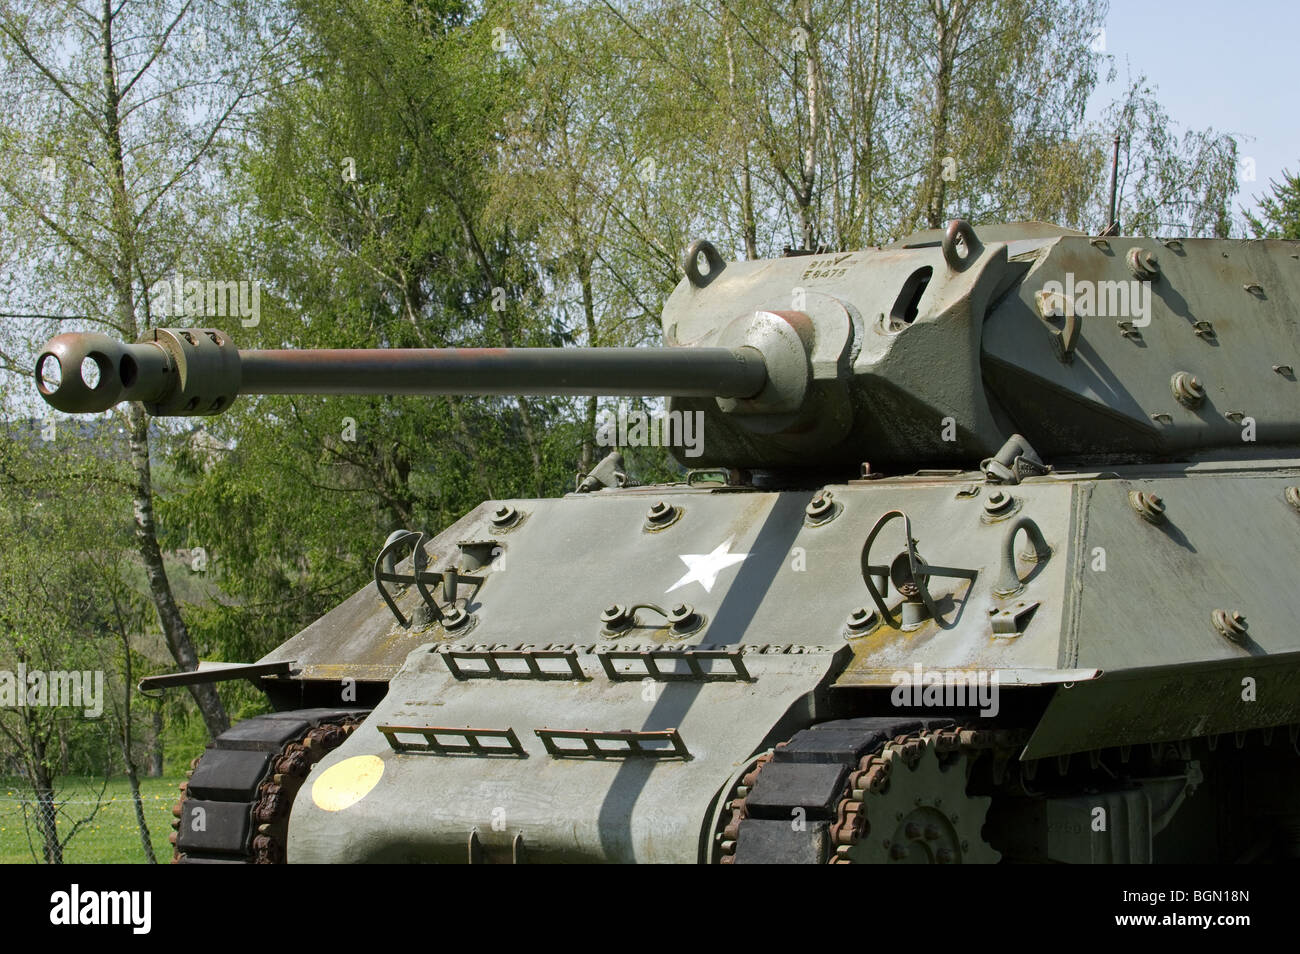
left=311, top=755, right=384, bottom=812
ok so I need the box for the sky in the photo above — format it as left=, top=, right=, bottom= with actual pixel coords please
left=1092, top=0, right=1300, bottom=222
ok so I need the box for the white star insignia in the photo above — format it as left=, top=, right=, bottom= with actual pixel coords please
left=666, top=538, right=748, bottom=593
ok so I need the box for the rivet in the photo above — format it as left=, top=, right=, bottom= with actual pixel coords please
left=644, top=500, right=681, bottom=530
left=490, top=504, right=519, bottom=528
left=983, top=490, right=1014, bottom=515
left=1127, top=247, right=1159, bottom=281
left=667, top=603, right=703, bottom=636
left=805, top=490, right=838, bottom=524
left=1128, top=490, right=1166, bottom=523
left=1170, top=370, right=1206, bottom=408
left=600, top=604, right=634, bottom=632
left=846, top=607, right=879, bottom=634
left=1211, top=609, right=1248, bottom=643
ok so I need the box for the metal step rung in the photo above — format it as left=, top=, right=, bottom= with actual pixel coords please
left=378, top=724, right=526, bottom=757
left=442, top=649, right=587, bottom=681
left=598, top=649, right=751, bottom=682
left=534, top=727, right=690, bottom=760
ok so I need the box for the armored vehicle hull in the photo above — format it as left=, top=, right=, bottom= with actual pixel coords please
left=36, top=222, right=1300, bottom=862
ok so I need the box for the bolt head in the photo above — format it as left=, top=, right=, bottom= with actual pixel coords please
left=805, top=492, right=834, bottom=519
left=600, top=604, right=629, bottom=626
left=847, top=607, right=876, bottom=630
left=1128, top=247, right=1160, bottom=280
left=1171, top=371, right=1206, bottom=407
left=1129, top=490, right=1166, bottom=523
left=983, top=490, right=1013, bottom=514
left=667, top=603, right=701, bottom=634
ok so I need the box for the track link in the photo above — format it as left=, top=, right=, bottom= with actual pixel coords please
left=714, top=718, right=1023, bottom=863
left=172, top=708, right=368, bottom=864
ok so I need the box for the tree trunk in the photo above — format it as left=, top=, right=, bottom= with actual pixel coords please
left=723, top=15, right=758, bottom=259
left=924, top=0, right=960, bottom=229
left=577, top=251, right=598, bottom=474
left=797, top=0, right=820, bottom=249
left=29, top=739, right=61, bottom=864
left=124, top=759, right=156, bottom=863
left=99, top=0, right=228, bottom=739
left=859, top=0, right=885, bottom=245
left=118, top=628, right=157, bottom=862
left=149, top=703, right=164, bottom=778
left=126, top=403, right=229, bottom=737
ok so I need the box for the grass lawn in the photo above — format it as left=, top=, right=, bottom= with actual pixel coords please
left=0, top=776, right=184, bottom=864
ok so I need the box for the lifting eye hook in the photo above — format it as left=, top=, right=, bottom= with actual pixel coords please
left=859, top=510, right=978, bottom=630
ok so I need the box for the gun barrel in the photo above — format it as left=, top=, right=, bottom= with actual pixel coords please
left=239, top=346, right=763, bottom=398
left=34, top=329, right=768, bottom=416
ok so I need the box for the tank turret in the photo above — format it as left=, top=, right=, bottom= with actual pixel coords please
left=35, top=221, right=1300, bottom=471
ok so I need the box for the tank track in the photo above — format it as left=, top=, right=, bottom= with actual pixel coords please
left=172, top=708, right=368, bottom=864
left=714, top=718, right=1025, bottom=863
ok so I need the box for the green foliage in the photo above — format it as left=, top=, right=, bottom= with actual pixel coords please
left=0, top=405, right=168, bottom=858
left=1245, top=168, right=1300, bottom=239
left=158, top=0, right=589, bottom=663
left=1102, top=76, right=1239, bottom=237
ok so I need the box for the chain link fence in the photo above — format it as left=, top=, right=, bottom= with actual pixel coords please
left=0, top=777, right=180, bottom=863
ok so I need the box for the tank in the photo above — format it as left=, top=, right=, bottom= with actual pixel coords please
left=33, top=220, right=1300, bottom=863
